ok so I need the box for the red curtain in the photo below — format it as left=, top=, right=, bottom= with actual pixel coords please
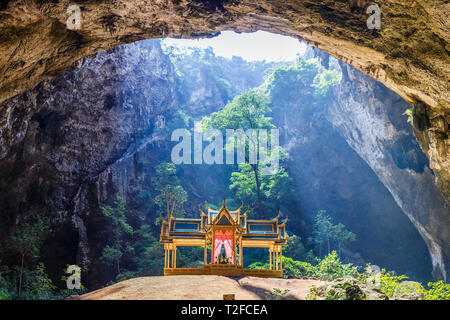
left=213, top=229, right=234, bottom=264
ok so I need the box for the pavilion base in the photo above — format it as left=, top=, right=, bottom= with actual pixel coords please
left=164, top=265, right=282, bottom=278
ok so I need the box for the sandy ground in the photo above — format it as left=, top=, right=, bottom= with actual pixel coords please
left=79, top=275, right=324, bottom=300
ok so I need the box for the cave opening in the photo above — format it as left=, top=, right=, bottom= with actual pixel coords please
left=0, top=29, right=447, bottom=297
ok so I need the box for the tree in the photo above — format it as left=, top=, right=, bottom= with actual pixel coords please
left=229, top=163, right=293, bottom=217
left=265, top=57, right=341, bottom=112
left=309, top=210, right=334, bottom=257
left=131, top=224, right=165, bottom=276
left=308, top=210, right=356, bottom=258
left=283, top=235, right=316, bottom=263
left=10, top=214, right=50, bottom=296
left=101, top=196, right=133, bottom=275
left=203, top=90, right=279, bottom=216
left=332, top=222, right=356, bottom=257
left=152, top=162, right=187, bottom=219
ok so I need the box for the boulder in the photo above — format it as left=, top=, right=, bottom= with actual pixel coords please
left=392, top=281, right=424, bottom=300
left=310, top=278, right=388, bottom=300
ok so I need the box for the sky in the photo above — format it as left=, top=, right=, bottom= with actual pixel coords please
left=162, top=31, right=306, bottom=62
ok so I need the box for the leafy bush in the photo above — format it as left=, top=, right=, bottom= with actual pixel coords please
left=4, top=264, right=57, bottom=300
left=0, top=291, right=11, bottom=300
left=0, top=269, right=11, bottom=300
left=29, top=263, right=57, bottom=299
left=247, top=261, right=270, bottom=270
left=281, top=257, right=316, bottom=278
left=249, top=251, right=358, bottom=281
left=283, top=235, right=317, bottom=264
left=358, top=265, right=408, bottom=298
left=421, top=281, right=450, bottom=300
left=116, top=270, right=140, bottom=283
left=264, top=288, right=290, bottom=300
left=358, top=265, right=450, bottom=300
left=316, top=251, right=359, bottom=281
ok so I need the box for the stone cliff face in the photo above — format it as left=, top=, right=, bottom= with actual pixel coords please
left=0, top=40, right=176, bottom=286
left=268, top=65, right=432, bottom=282
left=0, top=0, right=448, bottom=200
left=328, top=64, right=450, bottom=281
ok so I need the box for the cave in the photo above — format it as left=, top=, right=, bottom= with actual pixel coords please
left=0, top=1, right=448, bottom=298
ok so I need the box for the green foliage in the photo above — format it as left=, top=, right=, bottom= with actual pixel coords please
left=264, top=288, right=290, bottom=300
left=247, top=261, right=270, bottom=270
left=316, top=251, right=359, bottom=281
left=101, top=196, right=133, bottom=274
left=282, top=251, right=358, bottom=281
left=308, top=210, right=356, bottom=257
left=421, top=281, right=450, bottom=300
left=265, top=57, right=340, bottom=112
left=281, top=257, right=316, bottom=278
left=229, top=164, right=258, bottom=206
left=358, top=265, right=410, bottom=298
left=3, top=264, right=58, bottom=300
left=248, top=251, right=357, bottom=281
left=136, top=241, right=165, bottom=276
left=203, top=90, right=273, bottom=133
left=11, top=215, right=51, bottom=262
left=0, top=268, right=11, bottom=300
left=29, top=263, right=57, bottom=299
left=115, top=270, right=140, bottom=283
left=165, top=110, right=193, bottom=134
left=306, top=285, right=320, bottom=300
left=0, top=291, right=11, bottom=300
left=358, top=265, right=450, bottom=300
left=10, top=214, right=51, bottom=296
left=283, top=235, right=317, bottom=264
left=152, top=162, right=187, bottom=220
left=101, top=246, right=123, bottom=268
left=313, top=69, right=341, bottom=97
left=162, top=43, right=282, bottom=107
left=229, top=163, right=292, bottom=217
left=403, top=107, right=413, bottom=123
left=203, top=89, right=291, bottom=217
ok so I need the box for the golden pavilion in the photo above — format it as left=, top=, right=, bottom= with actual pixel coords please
left=160, top=198, right=288, bottom=277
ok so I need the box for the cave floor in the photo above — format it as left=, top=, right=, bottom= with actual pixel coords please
left=79, top=275, right=324, bottom=300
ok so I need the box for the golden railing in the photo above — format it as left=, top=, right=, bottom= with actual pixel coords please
left=164, top=264, right=282, bottom=278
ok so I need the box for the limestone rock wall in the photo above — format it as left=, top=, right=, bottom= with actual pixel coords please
left=328, top=64, right=450, bottom=281
left=0, top=40, right=176, bottom=285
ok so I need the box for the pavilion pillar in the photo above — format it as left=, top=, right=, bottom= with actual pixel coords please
left=277, top=250, right=280, bottom=270
left=280, top=247, right=283, bottom=271
left=233, top=234, right=237, bottom=265
left=173, top=245, right=177, bottom=269
left=275, top=250, right=278, bottom=270
left=204, top=242, right=207, bottom=266
left=239, top=243, right=243, bottom=267
left=164, top=249, right=167, bottom=268
left=269, top=249, right=272, bottom=270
